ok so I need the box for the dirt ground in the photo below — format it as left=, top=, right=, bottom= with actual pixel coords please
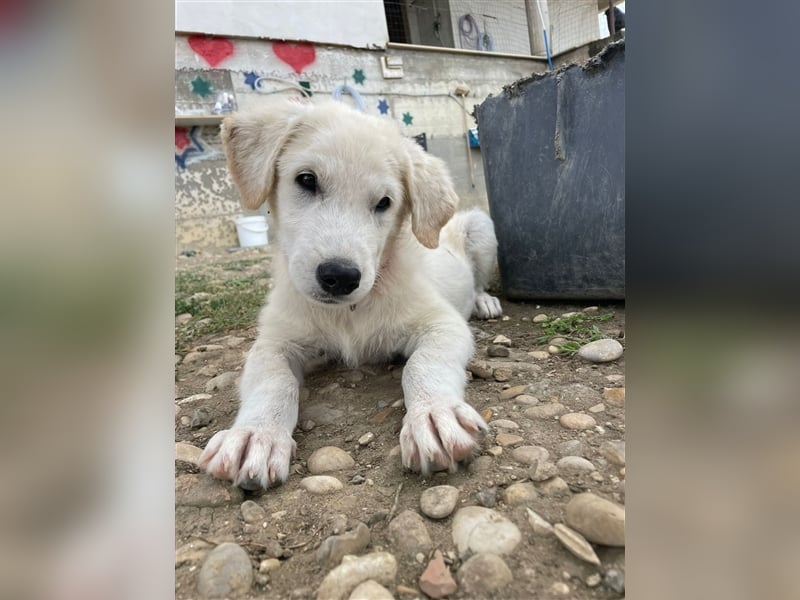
left=175, top=247, right=626, bottom=599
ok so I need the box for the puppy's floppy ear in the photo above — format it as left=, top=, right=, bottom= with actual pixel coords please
left=221, top=102, right=309, bottom=210
left=403, top=142, right=458, bottom=249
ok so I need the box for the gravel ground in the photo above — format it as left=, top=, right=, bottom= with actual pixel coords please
left=175, top=247, right=626, bottom=599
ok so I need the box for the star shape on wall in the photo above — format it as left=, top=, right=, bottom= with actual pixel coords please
left=175, top=127, right=191, bottom=151
left=402, top=112, right=414, bottom=126
left=191, top=76, right=213, bottom=98
left=353, top=68, right=366, bottom=85
left=377, top=98, right=390, bottom=115
left=243, top=71, right=260, bottom=90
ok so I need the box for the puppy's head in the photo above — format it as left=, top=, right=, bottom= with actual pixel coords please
left=222, top=100, right=457, bottom=306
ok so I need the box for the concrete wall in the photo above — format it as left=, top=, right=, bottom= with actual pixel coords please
left=175, top=34, right=595, bottom=251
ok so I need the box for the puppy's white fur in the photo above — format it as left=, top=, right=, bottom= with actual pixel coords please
left=199, top=100, right=502, bottom=490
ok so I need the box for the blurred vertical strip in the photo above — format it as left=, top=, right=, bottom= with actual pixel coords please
left=0, top=0, right=174, bottom=598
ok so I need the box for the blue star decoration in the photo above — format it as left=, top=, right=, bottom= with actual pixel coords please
left=402, top=112, right=414, bottom=126
left=353, top=68, right=366, bottom=85
left=191, top=76, right=213, bottom=98
left=377, top=98, right=390, bottom=115
left=243, top=71, right=260, bottom=90
left=175, top=127, right=204, bottom=169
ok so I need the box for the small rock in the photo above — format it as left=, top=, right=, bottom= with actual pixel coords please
left=525, top=508, right=554, bottom=535
left=190, top=408, right=212, bottom=429
left=498, top=384, right=529, bottom=401
left=493, top=367, right=512, bottom=382
left=511, top=445, right=550, bottom=465
left=502, top=482, right=537, bottom=505
left=317, top=522, right=371, bottom=567
left=259, top=558, right=281, bottom=574
left=476, top=487, right=497, bottom=508
left=605, top=374, right=624, bottom=383
left=553, top=524, right=601, bottom=565
left=487, top=344, right=510, bottom=358
left=583, top=306, right=599, bottom=313
left=307, top=447, right=355, bottom=474
left=577, top=339, right=623, bottom=363
left=357, top=432, right=375, bottom=446
left=175, top=474, right=244, bottom=507
left=182, top=351, right=204, bottom=364
left=557, top=456, right=596, bottom=474
left=527, top=350, right=550, bottom=360
left=586, top=573, right=602, bottom=587
left=300, top=476, right=344, bottom=495
left=316, top=552, right=397, bottom=600
left=349, top=474, right=366, bottom=485
left=225, top=336, right=246, bottom=348
left=387, top=510, right=433, bottom=556
left=176, top=313, right=192, bottom=325
left=240, top=500, right=267, bottom=524
left=495, top=433, right=523, bottom=447
left=204, top=371, right=238, bottom=393
left=197, top=542, right=253, bottom=598
left=559, top=413, right=597, bottom=430
left=479, top=408, right=493, bottom=421
left=420, top=485, right=460, bottom=519
left=548, top=345, right=561, bottom=355
left=602, top=387, right=626, bottom=406
left=457, top=553, right=512, bottom=596
left=489, top=419, right=519, bottom=430
left=533, top=314, right=549, bottom=323
left=524, top=403, right=567, bottom=419
left=418, top=550, right=458, bottom=599
left=348, top=580, right=394, bottom=600
left=529, top=461, right=558, bottom=481
left=492, top=334, right=512, bottom=346
left=469, top=456, right=493, bottom=474
left=565, top=493, right=625, bottom=546
left=466, top=359, right=493, bottom=379
left=197, top=364, right=220, bottom=377
left=537, top=476, right=571, bottom=497
left=175, top=539, right=213, bottom=565
left=175, top=442, right=202, bottom=465
left=604, top=568, right=625, bottom=593
left=343, top=370, right=365, bottom=383
left=486, top=446, right=503, bottom=457
left=452, top=506, right=521, bottom=557
left=588, top=403, right=606, bottom=413
left=177, top=392, right=213, bottom=406
left=591, top=471, right=605, bottom=482
left=301, top=420, right=316, bottom=432
left=600, top=440, right=626, bottom=466
left=548, top=581, right=571, bottom=596
left=557, top=440, right=585, bottom=457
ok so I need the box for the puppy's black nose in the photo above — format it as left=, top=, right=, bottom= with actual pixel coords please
left=316, top=261, right=361, bottom=296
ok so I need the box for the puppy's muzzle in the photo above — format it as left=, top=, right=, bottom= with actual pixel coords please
left=316, top=260, right=361, bottom=297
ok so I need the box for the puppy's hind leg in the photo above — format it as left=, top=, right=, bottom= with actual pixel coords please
left=462, top=209, right=503, bottom=319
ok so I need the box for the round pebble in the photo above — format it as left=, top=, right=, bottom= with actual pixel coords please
left=528, top=350, right=550, bottom=360
left=197, top=542, right=253, bottom=598
left=537, top=476, right=571, bottom=497
left=457, top=553, right=512, bottom=596
left=358, top=432, right=375, bottom=446
left=499, top=384, right=529, bottom=400
left=549, top=581, right=571, bottom=596
left=300, top=476, right=344, bottom=495
left=553, top=523, right=601, bottom=565
left=490, top=419, right=519, bottom=430
left=348, top=580, right=394, bottom=600
left=452, top=506, right=521, bottom=557
left=525, top=508, right=554, bottom=535
left=603, top=386, right=626, bottom=406
left=387, top=510, right=433, bottom=555
left=175, top=442, right=202, bottom=465
left=493, top=367, right=512, bottom=382
left=557, top=456, right=596, bottom=474
left=259, top=558, right=281, bottom=574
left=559, top=413, right=597, bottom=430
left=529, top=461, right=558, bottom=481
left=487, top=344, right=510, bottom=357
left=533, top=314, right=549, bottom=323
left=317, top=552, right=397, bottom=600
left=511, top=445, right=550, bottom=465
left=600, top=440, right=626, bottom=465
left=565, top=492, right=625, bottom=546
left=495, top=433, right=524, bottom=447
left=524, top=403, right=567, bottom=419
left=604, top=568, right=625, bottom=593
left=557, top=439, right=585, bottom=457
left=577, top=339, right=623, bottom=363
left=502, top=482, right=537, bottom=505
left=240, top=500, right=266, bottom=524
left=492, top=334, right=512, bottom=346
left=420, top=485, right=460, bottom=519
left=307, top=447, right=355, bottom=474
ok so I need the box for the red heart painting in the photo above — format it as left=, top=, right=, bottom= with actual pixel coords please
left=188, top=35, right=234, bottom=67
left=272, top=41, right=316, bottom=74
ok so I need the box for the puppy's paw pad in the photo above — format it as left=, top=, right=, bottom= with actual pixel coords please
left=472, top=292, right=503, bottom=320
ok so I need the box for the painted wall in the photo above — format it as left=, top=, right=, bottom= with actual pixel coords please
left=448, top=0, right=531, bottom=55
left=174, top=34, right=593, bottom=251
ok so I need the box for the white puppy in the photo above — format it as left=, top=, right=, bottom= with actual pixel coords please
left=199, top=100, right=502, bottom=490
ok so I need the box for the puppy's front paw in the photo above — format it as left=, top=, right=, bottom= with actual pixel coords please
left=198, top=426, right=296, bottom=490
left=399, top=401, right=488, bottom=475
left=473, top=292, right=503, bottom=320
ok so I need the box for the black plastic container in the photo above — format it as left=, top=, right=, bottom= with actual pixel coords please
left=476, top=41, right=625, bottom=300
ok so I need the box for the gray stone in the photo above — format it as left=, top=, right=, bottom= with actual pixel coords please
left=559, top=413, right=597, bottom=430
left=553, top=524, right=601, bottom=565
left=604, top=568, right=625, bottom=593
left=190, top=408, right=212, bottom=429
left=533, top=314, right=549, bottom=323
left=300, top=404, right=344, bottom=425
left=527, top=350, right=550, bottom=360
left=557, top=456, right=596, bottom=474
left=420, top=485, right=460, bottom=519
left=466, top=359, right=493, bottom=379
left=317, top=522, right=371, bottom=568
left=475, top=487, right=497, bottom=508
left=577, top=339, right=624, bottom=363
left=524, top=403, right=567, bottom=419
left=548, top=581, right=571, bottom=596
left=348, top=580, right=394, bottom=600
left=197, top=542, right=253, bottom=598
left=300, top=476, right=344, bottom=495
left=204, top=371, right=238, bottom=393
left=557, top=440, right=585, bottom=457
left=452, top=506, right=521, bottom=557
left=529, top=461, right=559, bottom=482
left=387, top=510, right=433, bottom=555
left=493, top=367, right=512, bottom=382
left=565, top=493, right=625, bottom=546
left=502, top=482, right=537, bottom=505
left=258, top=558, right=281, bottom=574
left=586, top=573, right=602, bottom=587
left=600, top=440, right=626, bottom=466
left=357, top=432, right=375, bottom=446
left=457, top=553, right=513, bottom=596
left=175, top=442, right=202, bottom=465
left=525, top=508, right=554, bottom=535
left=537, top=476, right=571, bottom=497
left=511, top=445, right=550, bottom=465
left=240, top=500, right=266, bottom=524
left=177, top=392, right=213, bottom=406
left=468, top=456, right=493, bottom=474
left=492, top=334, right=512, bottom=346
left=175, top=474, right=243, bottom=507
left=499, top=384, right=529, bottom=400
left=489, top=419, right=519, bottom=429
left=515, top=394, right=540, bottom=405
left=316, top=552, right=397, bottom=600
left=487, top=344, right=510, bottom=357
left=307, top=447, right=355, bottom=474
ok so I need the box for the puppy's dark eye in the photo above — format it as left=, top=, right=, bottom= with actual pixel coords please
left=375, top=197, right=391, bottom=213
left=295, top=172, right=317, bottom=192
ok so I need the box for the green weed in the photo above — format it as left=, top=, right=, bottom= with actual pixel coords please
left=535, top=312, right=615, bottom=355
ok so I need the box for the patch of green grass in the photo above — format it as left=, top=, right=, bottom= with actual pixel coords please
left=221, top=258, right=264, bottom=272
left=175, top=270, right=270, bottom=352
left=535, top=312, right=615, bottom=355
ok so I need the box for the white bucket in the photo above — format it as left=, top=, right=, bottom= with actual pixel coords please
left=235, top=215, right=269, bottom=247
